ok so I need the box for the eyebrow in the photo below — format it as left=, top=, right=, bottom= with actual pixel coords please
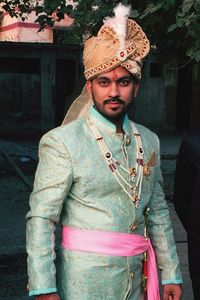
left=95, top=75, right=134, bottom=82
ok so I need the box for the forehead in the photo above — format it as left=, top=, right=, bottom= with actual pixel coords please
left=96, top=66, right=132, bottom=79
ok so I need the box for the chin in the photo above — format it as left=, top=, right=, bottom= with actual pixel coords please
left=109, top=109, right=127, bottom=118
left=105, top=112, right=126, bottom=121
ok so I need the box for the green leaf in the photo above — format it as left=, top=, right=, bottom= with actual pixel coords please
left=162, top=0, right=176, bottom=10
left=131, top=10, right=140, bottom=18
left=46, top=18, right=54, bottom=27
left=63, top=5, right=73, bottom=15
left=167, top=23, right=178, bottom=33
left=56, top=11, right=64, bottom=20
left=193, top=50, right=200, bottom=62
left=182, top=0, right=194, bottom=14
left=35, top=5, right=45, bottom=15
left=186, top=47, right=195, bottom=56
left=176, top=17, right=185, bottom=27
left=139, top=4, right=162, bottom=19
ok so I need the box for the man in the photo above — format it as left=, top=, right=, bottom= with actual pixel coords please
left=174, top=129, right=200, bottom=299
left=26, top=3, right=183, bottom=300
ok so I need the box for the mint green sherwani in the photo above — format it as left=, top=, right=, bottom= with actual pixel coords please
left=26, top=106, right=182, bottom=299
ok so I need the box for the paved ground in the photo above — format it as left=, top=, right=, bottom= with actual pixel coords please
left=0, top=134, right=194, bottom=299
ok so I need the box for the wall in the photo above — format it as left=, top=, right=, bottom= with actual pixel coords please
left=0, top=42, right=81, bottom=138
left=129, top=55, right=177, bottom=133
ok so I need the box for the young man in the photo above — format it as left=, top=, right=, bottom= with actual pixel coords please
left=26, top=4, right=183, bottom=300
left=174, top=129, right=200, bottom=300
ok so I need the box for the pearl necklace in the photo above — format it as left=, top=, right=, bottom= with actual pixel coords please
left=88, top=119, right=144, bottom=208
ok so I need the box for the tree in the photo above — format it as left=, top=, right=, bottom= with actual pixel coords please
left=1, top=0, right=200, bottom=65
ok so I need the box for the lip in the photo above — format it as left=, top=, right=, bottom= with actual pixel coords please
left=106, top=102, right=123, bottom=106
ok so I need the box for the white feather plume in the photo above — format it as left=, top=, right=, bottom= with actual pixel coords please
left=103, top=3, right=131, bottom=50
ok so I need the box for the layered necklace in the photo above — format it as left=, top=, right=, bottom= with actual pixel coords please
left=88, top=119, right=144, bottom=208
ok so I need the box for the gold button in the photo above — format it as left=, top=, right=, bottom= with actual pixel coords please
left=125, top=136, right=131, bottom=146
left=130, top=272, right=135, bottom=279
left=130, top=223, right=137, bottom=231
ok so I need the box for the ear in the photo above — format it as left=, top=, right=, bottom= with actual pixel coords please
left=133, top=82, right=139, bottom=98
left=86, top=81, right=93, bottom=99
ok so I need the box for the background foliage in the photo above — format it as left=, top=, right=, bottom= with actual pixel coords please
left=1, top=0, right=200, bottom=65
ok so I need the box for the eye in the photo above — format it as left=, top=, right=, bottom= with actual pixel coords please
left=120, top=79, right=131, bottom=86
left=98, top=80, right=110, bottom=86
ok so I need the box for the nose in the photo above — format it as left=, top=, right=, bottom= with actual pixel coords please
left=109, top=82, right=120, bottom=98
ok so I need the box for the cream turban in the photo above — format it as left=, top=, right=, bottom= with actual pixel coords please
left=83, top=3, right=150, bottom=80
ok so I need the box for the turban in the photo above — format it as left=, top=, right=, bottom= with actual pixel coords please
left=83, top=3, right=150, bottom=80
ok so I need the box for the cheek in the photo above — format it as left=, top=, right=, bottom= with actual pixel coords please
left=123, top=88, right=134, bottom=102
left=93, top=89, right=107, bottom=103
left=92, top=91, right=103, bottom=107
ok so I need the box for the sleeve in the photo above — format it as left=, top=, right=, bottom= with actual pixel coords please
left=26, top=130, right=73, bottom=296
left=147, top=135, right=183, bottom=285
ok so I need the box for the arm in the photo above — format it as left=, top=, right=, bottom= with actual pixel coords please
left=26, top=130, right=73, bottom=297
left=147, top=135, right=182, bottom=296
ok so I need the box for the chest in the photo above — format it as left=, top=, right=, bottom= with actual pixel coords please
left=67, top=131, right=156, bottom=199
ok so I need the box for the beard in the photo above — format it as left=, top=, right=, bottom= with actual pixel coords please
left=93, top=95, right=133, bottom=122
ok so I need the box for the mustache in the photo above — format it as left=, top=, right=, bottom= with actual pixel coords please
left=103, top=97, right=125, bottom=105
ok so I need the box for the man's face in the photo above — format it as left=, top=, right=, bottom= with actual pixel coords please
left=86, top=66, right=139, bottom=121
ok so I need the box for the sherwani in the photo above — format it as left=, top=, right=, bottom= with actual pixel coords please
left=26, top=106, right=182, bottom=299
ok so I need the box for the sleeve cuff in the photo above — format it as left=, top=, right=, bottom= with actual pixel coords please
left=29, top=287, right=57, bottom=296
left=162, top=279, right=183, bottom=285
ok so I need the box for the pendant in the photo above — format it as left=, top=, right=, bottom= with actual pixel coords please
left=129, top=167, right=136, bottom=182
left=131, top=176, right=136, bottom=183
left=135, top=200, right=140, bottom=209
left=129, top=167, right=136, bottom=175
left=143, top=164, right=150, bottom=176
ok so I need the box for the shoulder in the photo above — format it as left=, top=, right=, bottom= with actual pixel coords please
left=40, top=118, right=86, bottom=144
left=39, top=118, right=86, bottom=149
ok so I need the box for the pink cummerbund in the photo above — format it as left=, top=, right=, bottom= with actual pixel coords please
left=62, top=226, right=160, bottom=300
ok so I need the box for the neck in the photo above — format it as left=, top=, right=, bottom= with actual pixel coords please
left=113, top=119, right=124, bottom=133
left=93, top=106, right=125, bottom=133
left=105, top=115, right=124, bottom=133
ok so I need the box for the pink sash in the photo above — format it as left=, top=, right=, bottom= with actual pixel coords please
left=62, top=226, right=160, bottom=300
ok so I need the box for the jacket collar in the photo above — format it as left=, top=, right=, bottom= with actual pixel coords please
left=88, top=106, right=131, bottom=135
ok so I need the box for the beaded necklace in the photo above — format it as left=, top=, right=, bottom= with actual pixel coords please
left=88, top=119, right=144, bottom=208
